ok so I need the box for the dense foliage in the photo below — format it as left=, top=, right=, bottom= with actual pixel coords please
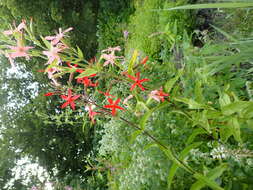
left=0, top=0, right=253, bottom=190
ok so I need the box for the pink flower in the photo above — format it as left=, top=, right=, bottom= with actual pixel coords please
left=149, top=87, right=169, bottom=102
left=60, top=89, right=80, bottom=110
left=45, top=27, right=73, bottom=45
left=123, top=95, right=133, bottom=105
left=30, top=186, right=38, bottom=190
left=43, top=44, right=66, bottom=65
left=101, top=46, right=122, bottom=66
left=8, top=44, right=33, bottom=59
left=6, top=42, right=33, bottom=67
left=102, top=46, right=121, bottom=53
left=101, top=53, right=118, bottom=66
left=46, top=67, right=61, bottom=86
left=87, top=105, right=98, bottom=124
left=64, top=186, right=73, bottom=190
left=3, top=20, right=26, bottom=35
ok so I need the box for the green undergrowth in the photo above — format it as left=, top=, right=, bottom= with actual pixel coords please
left=125, top=0, right=195, bottom=60
left=96, top=0, right=134, bottom=52
left=95, top=0, right=253, bottom=189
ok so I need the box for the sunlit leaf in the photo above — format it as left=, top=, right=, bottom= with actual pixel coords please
left=75, top=68, right=97, bottom=78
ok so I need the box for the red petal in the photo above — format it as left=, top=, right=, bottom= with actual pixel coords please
left=127, top=74, right=136, bottom=81
left=135, top=72, right=140, bottom=80
left=139, top=78, right=149, bottom=83
left=61, top=101, right=69, bottom=109
left=44, top=92, right=54, bottom=96
left=67, top=89, right=72, bottom=96
left=115, top=98, right=121, bottom=105
left=114, top=105, right=124, bottom=110
left=141, top=56, right=149, bottom=65
left=61, top=95, right=68, bottom=100
left=70, top=102, right=75, bottom=110
left=107, top=98, right=113, bottom=104
left=72, top=95, right=81, bottom=101
left=130, top=83, right=137, bottom=91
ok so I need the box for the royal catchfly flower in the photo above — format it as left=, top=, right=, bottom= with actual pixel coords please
left=123, top=94, right=133, bottom=105
left=127, top=72, right=149, bottom=91
left=60, top=89, right=80, bottom=110
left=141, top=56, right=149, bottom=65
left=87, top=105, right=98, bottom=124
left=44, top=92, right=55, bottom=96
left=8, top=42, right=33, bottom=59
left=101, top=46, right=121, bottom=53
left=45, top=27, right=73, bottom=45
left=76, top=70, right=98, bottom=87
left=149, top=87, right=169, bottom=102
left=101, top=53, right=118, bottom=66
left=45, top=67, right=61, bottom=86
left=101, top=46, right=122, bottom=66
left=43, top=43, right=66, bottom=65
left=3, top=20, right=26, bottom=35
left=98, top=90, right=115, bottom=97
left=103, top=98, right=124, bottom=116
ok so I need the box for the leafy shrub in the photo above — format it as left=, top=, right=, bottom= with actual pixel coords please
left=96, top=0, right=134, bottom=52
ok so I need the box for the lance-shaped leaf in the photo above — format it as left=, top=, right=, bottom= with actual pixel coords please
left=191, top=164, right=227, bottom=190
left=76, top=68, right=97, bottom=78
left=128, top=50, right=138, bottom=75
left=168, top=142, right=202, bottom=189
left=164, top=68, right=183, bottom=93
left=166, top=2, right=253, bottom=10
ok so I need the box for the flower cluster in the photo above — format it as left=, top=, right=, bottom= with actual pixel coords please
left=2, top=20, right=170, bottom=124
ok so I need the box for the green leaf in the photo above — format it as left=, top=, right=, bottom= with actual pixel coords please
left=167, top=3, right=253, bottom=10
left=174, top=97, right=209, bottom=109
left=168, top=142, right=202, bottom=189
left=139, top=102, right=168, bottom=129
left=128, top=50, right=138, bottom=75
left=136, top=101, right=150, bottom=112
left=191, top=111, right=211, bottom=132
left=219, top=92, right=231, bottom=107
left=40, top=35, right=51, bottom=49
left=220, top=124, right=233, bottom=143
left=230, top=117, right=242, bottom=143
left=129, top=130, right=143, bottom=144
left=76, top=68, right=97, bottom=78
left=186, top=128, right=207, bottom=145
left=221, top=101, right=250, bottom=116
left=211, top=25, right=237, bottom=42
left=194, top=80, right=204, bottom=103
left=77, top=46, right=84, bottom=59
left=241, top=103, right=253, bottom=119
left=164, top=68, right=184, bottom=93
left=191, top=164, right=227, bottom=190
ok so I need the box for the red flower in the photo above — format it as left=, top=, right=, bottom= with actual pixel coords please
left=98, top=90, right=115, bottom=97
left=66, top=62, right=78, bottom=68
left=103, top=98, right=124, bottom=116
left=141, top=56, right=149, bottom=65
left=149, top=87, right=169, bottom=102
left=44, top=92, right=55, bottom=96
left=60, top=89, right=80, bottom=110
left=76, top=70, right=98, bottom=87
left=127, top=72, right=149, bottom=91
